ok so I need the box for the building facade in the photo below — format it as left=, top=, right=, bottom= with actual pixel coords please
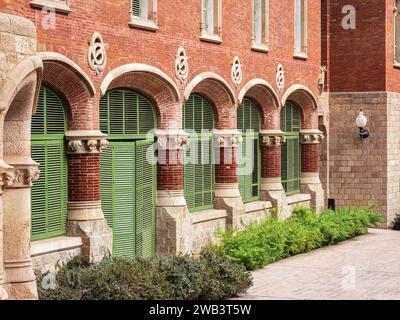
left=5, top=0, right=393, bottom=300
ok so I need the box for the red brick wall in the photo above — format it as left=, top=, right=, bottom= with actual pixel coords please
left=327, top=0, right=386, bottom=92
left=261, top=145, right=281, bottom=178
left=0, top=0, right=25, bottom=15
left=301, top=144, right=320, bottom=173
left=68, top=154, right=100, bottom=202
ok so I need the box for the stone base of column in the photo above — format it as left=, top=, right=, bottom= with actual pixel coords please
left=4, top=260, right=37, bottom=300
left=214, top=183, right=245, bottom=230
left=301, top=172, right=324, bottom=213
left=67, top=201, right=112, bottom=262
left=0, top=275, right=8, bottom=300
left=260, top=177, right=290, bottom=220
left=156, top=190, right=192, bottom=257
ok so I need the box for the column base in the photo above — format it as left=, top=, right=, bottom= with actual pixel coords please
left=260, top=177, right=289, bottom=220
left=67, top=201, right=104, bottom=221
left=214, top=183, right=244, bottom=229
left=301, top=172, right=324, bottom=213
left=156, top=190, right=192, bottom=257
left=4, top=260, right=37, bottom=300
left=0, top=275, right=8, bottom=300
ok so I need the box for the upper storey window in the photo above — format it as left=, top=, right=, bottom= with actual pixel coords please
left=294, top=0, right=307, bottom=59
left=395, top=0, right=400, bottom=65
left=252, top=0, right=269, bottom=52
left=201, top=0, right=222, bottom=43
left=130, top=0, right=158, bottom=31
left=30, top=0, right=71, bottom=14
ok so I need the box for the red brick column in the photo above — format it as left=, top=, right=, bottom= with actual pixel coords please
left=213, top=130, right=243, bottom=228
left=65, top=131, right=112, bottom=262
left=300, top=130, right=325, bottom=212
left=259, top=130, right=286, bottom=208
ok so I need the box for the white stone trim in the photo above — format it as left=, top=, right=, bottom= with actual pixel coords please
left=157, top=190, right=187, bottom=207
left=100, top=63, right=180, bottom=100
left=301, top=172, right=321, bottom=184
left=65, top=130, right=108, bottom=154
left=155, top=129, right=189, bottom=150
left=191, top=209, right=227, bottom=225
left=0, top=56, right=43, bottom=112
left=286, top=193, right=311, bottom=205
left=244, top=200, right=272, bottom=214
left=261, top=177, right=284, bottom=191
left=281, top=84, right=318, bottom=108
left=31, top=236, right=82, bottom=257
left=30, top=0, right=71, bottom=14
left=184, top=72, right=235, bottom=104
left=238, top=79, right=279, bottom=106
left=215, top=183, right=241, bottom=198
left=300, top=129, right=324, bottom=144
left=37, top=52, right=96, bottom=96
left=67, top=201, right=104, bottom=221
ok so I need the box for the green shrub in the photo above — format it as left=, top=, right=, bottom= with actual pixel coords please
left=37, top=251, right=252, bottom=300
left=212, top=207, right=382, bottom=271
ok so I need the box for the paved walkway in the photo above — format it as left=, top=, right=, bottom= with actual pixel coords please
left=235, top=229, right=400, bottom=300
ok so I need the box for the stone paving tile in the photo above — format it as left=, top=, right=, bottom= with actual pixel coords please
left=234, top=229, right=400, bottom=300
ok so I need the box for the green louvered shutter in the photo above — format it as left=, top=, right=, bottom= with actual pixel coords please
left=281, top=102, right=301, bottom=195
left=135, top=140, right=156, bottom=258
left=183, top=94, right=215, bottom=212
left=31, top=86, right=67, bottom=241
left=237, top=98, right=261, bottom=203
left=132, top=0, right=140, bottom=17
left=100, top=89, right=157, bottom=258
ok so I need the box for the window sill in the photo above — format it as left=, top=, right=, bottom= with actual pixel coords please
left=31, top=236, right=82, bottom=257
left=129, top=17, right=158, bottom=32
left=251, top=45, right=270, bottom=53
left=191, top=209, right=227, bottom=224
left=244, top=201, right=272, bottom=214
left=394, top=62, right=400, bottom=69
left=286, top=193, right=311, bottom=205
left=30, top=0, right=71, bottom=14
left=293, top=52, right=308, bottom=60
left=200, top=34, right=222, bottom=44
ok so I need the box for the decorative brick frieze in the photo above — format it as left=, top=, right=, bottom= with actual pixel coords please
left=65, top=130, right=109, bottom=155
left=260, top=130, right=286, bottom=146
left=213, top=130, right=243, bottom=148
left=300, top=129, right=324, bottom=144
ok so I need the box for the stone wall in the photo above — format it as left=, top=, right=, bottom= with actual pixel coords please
left=329, top=92, right=390, bottom=226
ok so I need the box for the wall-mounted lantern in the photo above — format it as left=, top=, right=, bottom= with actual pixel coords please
left=356, top=110, right=369, bottom=140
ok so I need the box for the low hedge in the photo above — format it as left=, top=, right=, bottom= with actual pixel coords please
left=211, top=207, right=382, bottom=271
left=37, top=251, right=253, bottom=300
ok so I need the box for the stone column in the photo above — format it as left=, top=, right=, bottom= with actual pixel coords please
left=0, top=161, right=13, bottom=300
left=155, top=129, right=192, bottom=256
left=300, top=129, right=325, bottom=213
left=259, top=130, right=288, bottom=218
left=3, top=159, right=39, bottom=299
left=65, top=130, right=112, bottom=262
left=213, top=130, right=244, bottom=229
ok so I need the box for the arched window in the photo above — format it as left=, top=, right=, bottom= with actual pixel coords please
left=100, top=89, right=156, bottom=258
left=237, top=97, right=261, bottom=203
left=281, top=101, right=301, bottom=194
left=31, top=85, right=68, bottom=240
left=183, top=94, right=215, bottom=212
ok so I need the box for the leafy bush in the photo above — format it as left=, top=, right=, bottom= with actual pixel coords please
left=392, top=214, right=400, bottom=230
left=212, top=207, right=382, bottom=271
left=37, top=251, right=252, bottom=300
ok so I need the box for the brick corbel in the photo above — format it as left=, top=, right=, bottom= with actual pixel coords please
left=65, top=130, right=109, bottom=154
left=300, top=129, right=324, bottom=144
left=260, top=130, right=286, bottom=146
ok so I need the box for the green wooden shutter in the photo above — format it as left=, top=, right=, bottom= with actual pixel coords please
left=281, top=102, right=301, bottom=195
left=100, top=89, right=156, bottom=139
left=135, top=140, right=156, bottom=258
left=100, top=88, right=157, bottom=258
left=237, top=97, right=261, bottom=203
left=183, top=94, right=215, bottom=212
left=31, top=86, right=67, bottom=241
left=132, top=0, right=140, bottom=17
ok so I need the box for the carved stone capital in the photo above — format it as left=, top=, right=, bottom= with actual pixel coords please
left=0, top=160, right=15, bottom=194
left=65, top=130, right=109, bottom=154
left=213, top=130, right=243, bottom=148
left=155, top=129, right=189, bottom=150
left=260, top=130, right=286, bottom=146
left=3, top=158, right=40, bottom=189
left=300, top=129, right=324, bottom=144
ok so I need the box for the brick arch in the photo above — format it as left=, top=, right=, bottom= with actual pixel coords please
left=101, top=64, right=181, bottom=129
left=281, top=84, right=319, bottom=129
left=184, top=72, right=236, bottom=129
left=37, top=52, right=96, bottom=131
left=238, top=79, right=280, bottom=130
